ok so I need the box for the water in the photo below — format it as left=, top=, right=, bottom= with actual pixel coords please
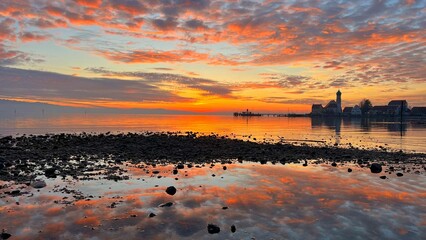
left=1, top=162, right=424, bottom=239
left=1, top=113, right=425, bottom=152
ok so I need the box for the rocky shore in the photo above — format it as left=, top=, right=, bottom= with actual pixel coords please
left=1, top=132, right=425, bottom=183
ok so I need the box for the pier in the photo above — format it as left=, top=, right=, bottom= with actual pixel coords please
left=233, top=109, right=307, bottom=117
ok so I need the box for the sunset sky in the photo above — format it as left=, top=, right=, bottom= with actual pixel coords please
left=0, top=0, right=425, bottom=113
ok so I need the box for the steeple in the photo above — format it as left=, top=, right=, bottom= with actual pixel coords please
left=336, top=89, right=342, bottom=113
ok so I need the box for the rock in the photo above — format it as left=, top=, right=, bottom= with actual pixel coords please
left=370, top=163, right=382, bottom=173
left=222, top=206, right=228, bottom=210
left=44, top=168, right=57, bottom=178
left=348, top=168, right=352, bottom=172
left=173, top=169, right=178, bottom=174
left=159, top=202, right=173, bottom=207
left=207, top=224, right=220, bottom=234
left=379, top=176, right=387, bottom=179
left=130, top=214, right=137, bottom=217
left=223, top=166, right=227, bottom=170
left=1, top=231, right=11, bottom=240
left=231, top=225, right=236, bottom=233
left=396, top=173, right=404, bottom=177
left=152, top=170, right=160, bottom=174
left=31, top=180, right=47, bottom=189
left=166, top=186, right=177, bottom=196
left=260, top=160, right=267, bottom=165
left=177, top=164, right=185, bottom=169
left=331, top=162, right=337, bottom=167
left=148, top=213, right=156, bottom=218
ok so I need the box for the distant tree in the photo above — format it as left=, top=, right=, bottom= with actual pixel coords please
left=359, top=99, right=373, bottom=115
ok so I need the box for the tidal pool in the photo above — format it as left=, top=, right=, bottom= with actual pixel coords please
left=1, top=162, right=424, bottom=239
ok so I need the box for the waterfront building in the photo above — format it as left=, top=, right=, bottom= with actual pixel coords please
left=311, top=90, right=342, bottom=116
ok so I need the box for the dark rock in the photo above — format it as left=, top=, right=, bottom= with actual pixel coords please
left=148, top=213, right=156, bottom=218
left=379, top=176, right=387, bottom=179
left=396, top=173, right=404, bottom=177
left=173, top=169, right=178, bottom=174
left=348, top=168, right=352, bottom=172
left=177, top=164, right=185, bottom=169
left=231, top=225, right=236, bottom=233
left=31, top=180, right=47, bottom=189
left=159, top=202, right=173, bottom=207
left=166, top=186, right=177, bottom=196
left=152, top=170, right=160, bottom=174
left=260, top=160, right=267, bottom=164
left=222, top=206, right=228, bottom=210
left=130, top=214, right=137, bottom=217
left=370, top=163, right=382, bottom=173
left=331, top=162, right=337, bottom=167
left=45, top=168, right=57, bottom=178
left=223, top=166, right=227, bottom=170
left=207, top=224, right=220, bottom=234
left=1, top=231, right=11, bottom=240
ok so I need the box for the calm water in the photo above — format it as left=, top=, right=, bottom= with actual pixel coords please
left=1, top=113, right=425, bottom=152
left=1, top=162, right=424, bottom=239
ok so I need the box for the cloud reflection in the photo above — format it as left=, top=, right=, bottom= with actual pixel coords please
left=0, top=163, right=424, bottom=239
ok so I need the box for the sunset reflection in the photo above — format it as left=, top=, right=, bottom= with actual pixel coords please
left=0, top=163, right=424, bottom=239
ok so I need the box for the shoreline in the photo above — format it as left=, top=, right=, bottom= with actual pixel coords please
left=1, top=132, right=425, bottom=183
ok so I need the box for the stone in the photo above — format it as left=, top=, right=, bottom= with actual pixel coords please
left=207, top=224, right=220, bottom=234
left=166, top=186, right=177, bottom=196
left=173, top=169, right=178, bottom=174
left=231, top=225, right=236, bottom=233
left=177, top=164, right=185, bottom=169
left=44, top=168, right=57, bottom=178
left=31, top=180, right=47, bottom=189
left=347, top=168, right=352, bottom=172
left=159, top=202, right=173, bottom=207
left=1, top=231, right=11, bottom=240
left=148, top=213, right=156, bottom=218
left=331, top=162, right=337, bottom=167
left=379, top=176, right=387, bottom=179
left=370, top=163, right=382, bottom=173
left=223, top=166, right=227, bottom=170
left=396, top=173, right=404, bottom=177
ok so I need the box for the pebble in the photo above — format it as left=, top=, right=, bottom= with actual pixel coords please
left=231, top=225, right=236, bottom=233
left=31, top=180, right=47, bottom=189
left=370, top=163, right=382, bottom=173
left=207, top=224, right=220, bottom=234
left=159, top=202, right=173, bottom=207
left=165, top=186, right=177, bottom=196
left=396, top=173, right=404, bottom=177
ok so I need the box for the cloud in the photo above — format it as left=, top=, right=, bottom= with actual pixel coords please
left=0, top=0, right=424, bottom=94
left=0, top=44, right=42, bottom=66
left=85, top=67, right=232, bottom=96
left=97, top=49, right=209, bottom=63
left=20, top=32, right=50, bottom=42
left=0, top=66, right=188, bottom=104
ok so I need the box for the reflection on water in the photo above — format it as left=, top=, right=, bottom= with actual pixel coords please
left=0, top=113, right=426, bottom=152
left=0, top=163, right=424, bottom=239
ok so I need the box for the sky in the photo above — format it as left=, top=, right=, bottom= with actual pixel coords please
left=0, top=0, right=425, bottom=113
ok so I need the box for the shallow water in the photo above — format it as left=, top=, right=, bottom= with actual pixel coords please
left=1, top=114, right=426, bottom=152
left=1, top=162, right=424, bottom=239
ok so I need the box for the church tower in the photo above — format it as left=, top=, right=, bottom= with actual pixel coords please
left=336, top=90, right=342, bottom=114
